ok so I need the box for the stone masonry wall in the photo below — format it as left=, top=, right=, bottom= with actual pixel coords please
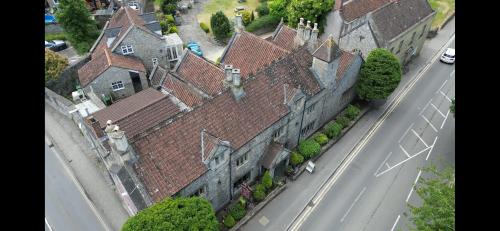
left=84, top=66, right=148, bottom=101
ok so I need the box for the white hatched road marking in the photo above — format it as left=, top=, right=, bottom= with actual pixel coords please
left=430, top=102, right=446, bottom=117
left=440, top=91, right=452, bottom=102
left=390, top=215, right=401, bottom=231
left=440, top=109, right=451, bottom=129
left=437, top=79, right=448, bottom=94
left=398, top=123, right=415, bottom=143
left=399, top=144, right=411, bottom=158
left=419, top=98, right=432, bottom=116
left=374, top=152, right=393, bottom=176
left=411, top=129, right=429, bottom=148
left=386, top=163, right=391, bottom=168
left=406, top=170, right=422, bottom=202
left=426, top=136, right=439, bottom=161
left=340, top=187, right=367, bottom=222
left=45, top=217, right=53, bottom=231
left=421, top=114, right=438, bottom=132
left=376, top=146, right=432, bottom=177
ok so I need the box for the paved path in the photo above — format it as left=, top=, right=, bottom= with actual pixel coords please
left=45, top=104, right=129, bottom=231
left=45, top=143, right=108, bottom=231
left=241, top=18, right=455, bottom=231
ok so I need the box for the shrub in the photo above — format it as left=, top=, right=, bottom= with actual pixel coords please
left=255, top=183, right=265, bottom=193
left=223, top=214, right=236, bottom=228
left=211, top=11, right=232, bottom=42
left=246, top=15, right=280, bottom=32
left=286, top=165, right=294, bottom=176
left=239, top=196, right=246, bottom=208
left=241, top=10, right=252, bottom=26
left=287, top=0, right=334, bottom=34
left=290, top=151, right=304, bottom=167
left=200, top=22, right=210, bottom=33
left=336, top=116, right=350, bottom=128
left=256, top=3, right=270, bottom=16
left=45, top=49, right=69, bottom=84
left=251, top=10, right=255, bottom=21
left=229, top=202, right=246, bottom=221
left=344, top=104, right=361, bottom=120
left=324, top=121, right=342, bottom=139
left=253, top=187, right=266, bottom=202
left=298, top=139, right=321, bottom=159
left=166, top=14, right=175, bottom=23
left=169, top=25, right=178, bottom=33
left=313, top=133, right=329, bottom=146
left=262, top=171, right=273, bottom=190
left=45, top=32, right=67, bottom=41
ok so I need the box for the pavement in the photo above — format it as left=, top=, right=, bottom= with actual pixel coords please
left=176, top=0, right=226, bottom=62
left=45, top=104, right=129, bottom=231
left=57, top=44, right=83, bottom=65
left=241, top=18, right=455, bottom=231
left=45, top=143, right=108, bottom=231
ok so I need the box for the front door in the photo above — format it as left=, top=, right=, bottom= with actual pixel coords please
left=129, top=71, right=142, bottom=93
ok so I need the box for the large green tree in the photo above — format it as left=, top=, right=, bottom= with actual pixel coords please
left=210, top=11, right=232, bottom=42
left=121, top=197, right=219, bottom=231
left=269, top=0, right=290, bottom=20
left=356, top=48, right=402, bottom=101
left=56, top=0, right=99, bottom=54
left=407, top=165, right=455, bottom=231
left=286, top=0, right=333, bottom=33
left=45, top=49, right=68, bottom=84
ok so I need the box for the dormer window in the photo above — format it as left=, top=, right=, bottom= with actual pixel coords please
left=121, top=45, right=134, bottom=55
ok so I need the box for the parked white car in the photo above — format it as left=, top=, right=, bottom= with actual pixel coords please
left=440, top=48, right=455, bottom=64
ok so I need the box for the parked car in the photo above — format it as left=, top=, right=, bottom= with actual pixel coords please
left=440, top=48, right=455, bottom=64
left=186, top=41, right=203, bottom=57
left=45, top=14, right=57, bottom=24
left=45, top=40, right=68, bottom=52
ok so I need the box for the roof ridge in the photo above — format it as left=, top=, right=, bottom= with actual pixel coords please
left=183, top=51, right=224, bottom=73
left=124, top=7, right=135, bottom=26
left=241, top=31, right=290, bottom=54
left=103, top=48, right=112, bottom=66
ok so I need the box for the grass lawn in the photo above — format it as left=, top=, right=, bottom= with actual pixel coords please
left=428, top=0, right=455, bottom=29
left=197, top=0, right=260, bottom=33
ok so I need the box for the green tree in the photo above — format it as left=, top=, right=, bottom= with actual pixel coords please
left=407, top=165, right=455, bottom=231
left=161, top=0, right=179, bottom=15
left=269, top=0, right=290, bottom=20
left=121, top=197, right=218, bottom=231
left=242, top=10, right=253, bottom=26
left=262, top=170, right=273, bottom=190
left=256, top=3, right=270, bottom=16
left=450, top=98, right=455, bottom=117
left=45, top=49, right=68, bottom=84
left=56, top=0, right=99, bottom=54
left=210, top=11, right=232, bottom=42
left=356, top=48, right=402, bottom=101
left=286, top=0, right=333, bottom=33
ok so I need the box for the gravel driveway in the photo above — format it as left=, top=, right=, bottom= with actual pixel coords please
left=176, top=0, right=225, bottom=62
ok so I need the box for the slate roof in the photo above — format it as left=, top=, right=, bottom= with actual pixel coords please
left=78, top=47, right=146, bottom=87
left=162, top=73, right=205, bottom=108
left=312, top=37, right=343, bottom=63
left=144, top=23, right=162, bottom=33
left=89, top=88, right=182, bottom=142
left=176, top=51, right=225, bottom=96
left=271, top=24, right=298, bottom=51
left=371, top=0, right=434, bottom=41
left=340, top=0, right=391, bottom=22
left=139, top=12, right=158, bottom=24
left=221, top=31, right=290, bottom=78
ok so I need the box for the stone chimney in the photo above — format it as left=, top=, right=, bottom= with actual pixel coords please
left=86, top=116, right=104, bottom=138
left=105, top=120, right=129, bottom=154
left=235, top=13, right=244, bottom=33
left=224, top=64, right=233, bottom=87
left=303, top=20, right=312, bottom=41
left=230, top=69, right=245, bottom=100
left=308, top=23, right=319, bottom=51
left=294, top=18, right=306, bottom=47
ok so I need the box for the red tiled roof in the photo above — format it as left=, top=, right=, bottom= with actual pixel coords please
left=271, top=25, right=298, bottom=51
left=176, top=51, right=225, bottom=96
left=222, top=31, right=290, bottom=78
left=337, top=52, right=356, bottom=79
left=163, top=73, right=205, bottom=108
left=78, top=47, right=146, bottom=86
left=89, top=88, right=182, bottom=142
left=341, top=0, right=391, bottom=22
left=149, top=65, right=167, bottom=87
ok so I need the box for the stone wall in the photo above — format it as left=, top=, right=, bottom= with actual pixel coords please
left=84, top=66, right=148, bottom=101
left=338, top=22, right=378, bottom=60
left=117, top=27, right=168, bottom=72
left=46, top=54, right=91, bottom=97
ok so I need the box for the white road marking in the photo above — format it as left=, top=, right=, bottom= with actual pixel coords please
left=421, top=114, right=438, bottom=132
left=419, top=98, right=432, bottom=116
left=411, top=129, right=429, bottom=148
left=430, top=103, right=446, bottom=117
left=374, top=152, right=393, bottom=176
left=386, top=163, right=391, bottom=168
left=398, top=123, right=415, bottom=143
left=426, top=136, right=439, bottom=161
left=45, top=217, right=53, bottom=231
left=340, top=187, right=367, bottom=223
left=437, top=79, right=448, bottom=94
left=400, top=144, right=411, bottom=158
left=406, top=170, right=422, bottom=202
left=287, top=35, right=455, bottom=231
left=376, top=146, right=431, bottom=177
left=450, top=70, right=455, bottom=76
left=390, top=215, right=401, bottom=231
left=440, top=110, right=451, bottom=129
left=440, top=91, right=452, bottom=102
left=259, top=216, right=270, bottom=226
left=47, top=143, right=111, bottom=231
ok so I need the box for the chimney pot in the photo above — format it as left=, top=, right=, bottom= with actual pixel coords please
left=306, top=20, right=311, bottom=29
left=299, top=18, right=305, bottom=26
left=107, top=120, right=112, bottom=125
left=313, top=23, right=318, bottom=31
left=224, top=65, right=233, bottom=82
left=232, top=69, right=241, bottom=87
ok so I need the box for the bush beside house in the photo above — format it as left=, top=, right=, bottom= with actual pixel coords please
left=262, top=171, right=273, bottom=190
left=313, top=133, right=329, bottom=146
left=344, top=104, right=361, bottom=120
left=229, top=202, right=246, bottom=221
left=324, top=121, right=342, bottom=139
left=200, top=22, right=210, bottom=33
left=336, top=116, right=351, bottom=128
left=223, top=214, right=236, bottom=228
left=290, top=151, right=304, bottom=166
left=298, top=139, right=321, bottom=159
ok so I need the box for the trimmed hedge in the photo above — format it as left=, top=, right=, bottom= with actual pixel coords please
left=229, top=202, right=246, bottom=221
left=253, top=187, right=266, bottom=202
left=290, top=151, right=304, bottom=166
left=298, top=139, right=321, bottom=159
left=336, top=116, right=350, bottom=128
left=223, top=214, right=236, bottom=228
left=344, top=104, right=361, bottom=120
left=324, top=121, right=342, bottom=139
left=313, top=133, right=329, bottom=146
left=200, top=22, right=210, bottom=33
left=246, top=15, right=280, bottom=32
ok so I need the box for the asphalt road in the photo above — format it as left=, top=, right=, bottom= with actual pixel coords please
left=295, top=40, right=455, bottom=231
left=45, top=144, right=108, bottom=231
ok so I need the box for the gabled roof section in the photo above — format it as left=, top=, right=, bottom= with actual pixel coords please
left=162, top=73, right=205, bottom=108
left=262, top=142, right=284, bottom=169
left=341, top=0, right=391, bottom=22
left=89, top=88, right=182, bottom=142
left=176, top=51, right=225, bottom=96
left=201, top=130, right=225, bottom=162
left=371, top=0, right=434, bottom=42
left=149, top=65, right=167, bottom=87
left=78, top=47, right=146, bottom=87
left=270, top=24, right=298, bottom=51
left=221, top=31, right=290, bottom=78
left=312, top=36, right=343, bottom=63
left=336, top=52, right=356, bottom=80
